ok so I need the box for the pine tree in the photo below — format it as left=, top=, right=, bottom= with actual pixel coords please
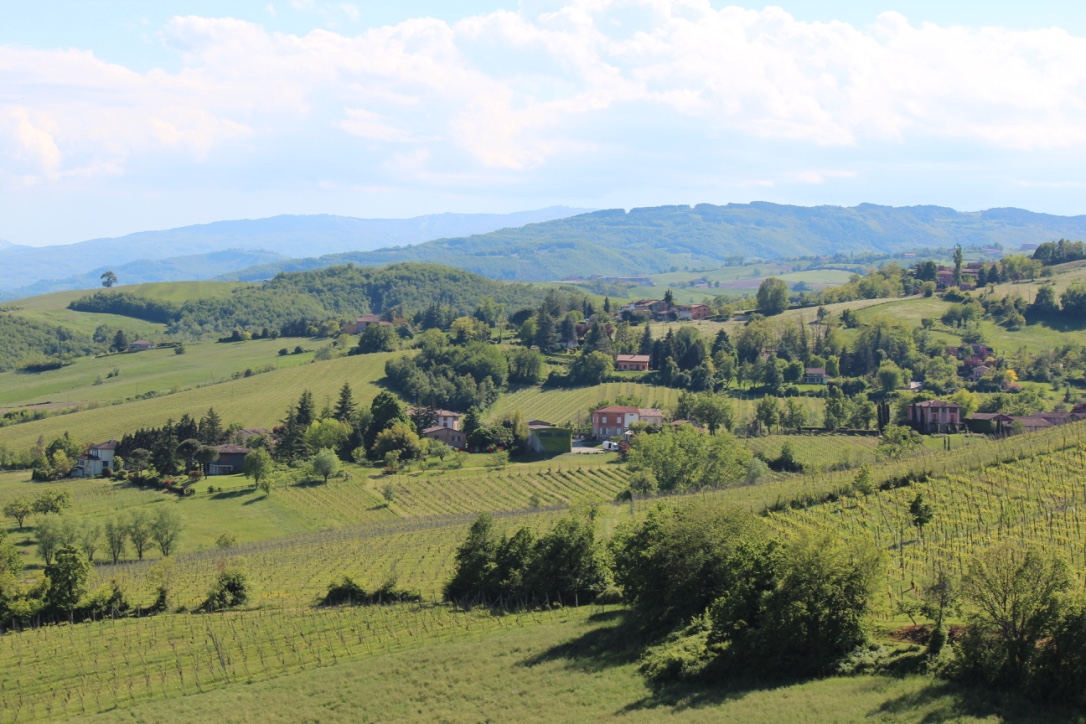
left=639, top=323, right=653, bottom=355
left=198, top=408, right=223, bottom=445
left=296, top=391, right=316, bottom=427
left=334, top=383, right=356, bottom=423
left=534, top=312, right=559, bottom=353
left=276, top=407, right=301, bottom=461
left=603, top=296, right=612, bottom=313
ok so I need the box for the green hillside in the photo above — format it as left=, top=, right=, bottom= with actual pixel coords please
left=221, top=203, right=1086, bottom=282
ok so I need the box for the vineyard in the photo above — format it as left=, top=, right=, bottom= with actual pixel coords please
left=772, top=438, right=1086, bottom=605
left=743, top=433, right=881, bottom=471
left=0, top=599, right=592, bottom=722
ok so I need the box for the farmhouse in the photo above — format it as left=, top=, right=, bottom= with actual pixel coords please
left=422, top=426, right=467, bottom=449
left=968, top=410, right=1086, bottom=435
left=209, top=444, right=251, bottom=475
left=675, top=304, right=710, bottom=320
left=129, top=340, right=155, bottom=351
left=615, top=354, right=650, bottom=371
left=591, top=406, right=664, bottom=439
left=73, top=440, right=117, bottom=477
left=344, top=314, right=391, bottom=334
left=408, top=408, right=461, bottom=430
left=907, top=400, right=964, bottom=434
left=803, top=367, right=829, bottom=384
left=526, top=420, right=572, bottom=454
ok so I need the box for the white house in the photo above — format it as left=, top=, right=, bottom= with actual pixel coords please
left=73, top=440, right=118, bottom=477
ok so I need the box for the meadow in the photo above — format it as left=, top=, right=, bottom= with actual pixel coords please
left=0, top=337, right=326, bottom=410
left=0, top=350, right=400, bottom=451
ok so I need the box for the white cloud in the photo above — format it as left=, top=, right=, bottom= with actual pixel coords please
left=3, top=1, right=1086, bottom=189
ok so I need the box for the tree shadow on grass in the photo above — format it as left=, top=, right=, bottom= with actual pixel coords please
left=871, top=681, right=1079, bottom=724
left=520, top=609, right=644, bottom=674
left=210, top=488, right=255, bottom=500
left=517, top=609, right=782, bottom=714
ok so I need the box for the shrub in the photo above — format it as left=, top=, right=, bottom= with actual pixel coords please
left=318, top=576, right=422, bottom=607
left=202, top=569, right=249, bottom=611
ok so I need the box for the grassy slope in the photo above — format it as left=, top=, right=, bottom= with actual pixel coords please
left=0, top=350, right=399, bottom=451
left=856, top=295, right=1086, bottom=355
left=4, top=288, right=165, bottom=339
left=0, top=338, right=326, bottom=408
left=85, top=608, right=1048, bottom=724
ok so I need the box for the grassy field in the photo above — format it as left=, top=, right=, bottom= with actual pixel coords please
left=3, top=287, right=166, bottom=339
left=0, top=338, right=328, bottom=409
left=1, top=281, right=247, bottom=345
left=0, top=350, right=400, bottom=451
left=73, top=608, right=1055, bottom=723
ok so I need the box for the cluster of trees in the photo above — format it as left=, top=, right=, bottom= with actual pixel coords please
left=0, top=314, right=98, bottom=373
left=625, top=424, right=752, bottom=494
left=612, top=502, right=882, bottom=680
left=972, top=255, right=1043, bottom=286
left=0, top=500, right=185, bottom=625
left=1032, top=238, right=1086, bottom=266
left=66, top=263, right=562, bottom=342
left=443, top=510, right=609, bottom=605
left=112, top=408, right=235, bottom=478
left=383, top=331, right=543, bottom=411
left=35, top=508, right=184, bottom=565
left=950, top=543, right=1086, bottom=707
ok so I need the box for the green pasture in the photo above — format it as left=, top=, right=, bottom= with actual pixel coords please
left=118, top=280, right=245, bottom=304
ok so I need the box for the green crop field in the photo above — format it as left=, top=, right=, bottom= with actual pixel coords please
left=0, top=351, right=401, bottom=451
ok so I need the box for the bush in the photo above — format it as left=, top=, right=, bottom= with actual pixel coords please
left=202, top=569, right=249, bottom=611
left=318, top=576, right=422, bottom=607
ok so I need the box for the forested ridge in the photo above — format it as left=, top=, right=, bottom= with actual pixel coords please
left=69, top=263, right=552, bottom=338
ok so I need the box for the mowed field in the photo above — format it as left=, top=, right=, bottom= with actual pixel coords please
left=0, top=350, right=401, bottom=451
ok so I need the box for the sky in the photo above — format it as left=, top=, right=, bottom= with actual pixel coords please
left=3, top=1, right=1086, bottom=246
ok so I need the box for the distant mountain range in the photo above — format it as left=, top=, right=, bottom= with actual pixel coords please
left=214, top=203, right=1086, bottom=283
left=0, top=207, right=589, bottom=300
left=4, top=203, right=1084, bottom=298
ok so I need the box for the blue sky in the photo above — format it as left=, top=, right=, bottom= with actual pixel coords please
left=3, top=1, right=1086, bottom=246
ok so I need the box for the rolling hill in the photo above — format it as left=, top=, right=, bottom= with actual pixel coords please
left=0, top=207, right=589, bottom=300
left=219, top=203, right=1086, bottom=282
